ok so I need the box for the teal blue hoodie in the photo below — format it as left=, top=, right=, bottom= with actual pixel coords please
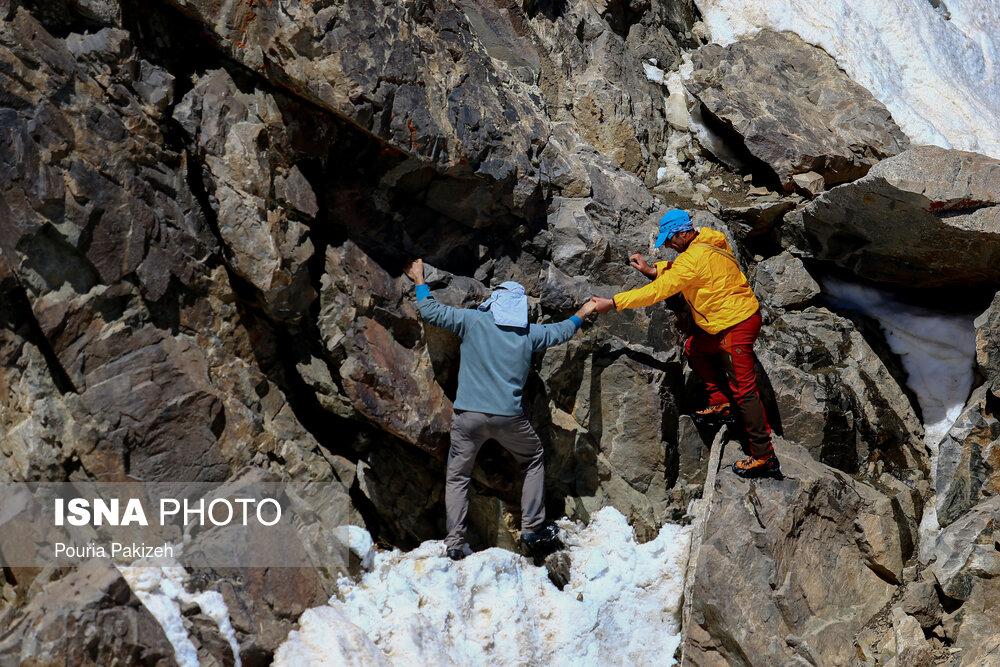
left=415, top=285, right=581, bottom=416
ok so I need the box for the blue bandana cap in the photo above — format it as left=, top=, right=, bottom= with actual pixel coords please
left=654, top=209, right=694, bottom=248
left=478, top=281, right=528, bottom=328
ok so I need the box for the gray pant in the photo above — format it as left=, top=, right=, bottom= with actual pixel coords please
left=445, top=410, right=546, bottom=549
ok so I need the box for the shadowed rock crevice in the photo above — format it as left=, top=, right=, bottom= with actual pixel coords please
left=0, top=278, right=77, bottom=395
left=689, top=102, right=785, bottom=193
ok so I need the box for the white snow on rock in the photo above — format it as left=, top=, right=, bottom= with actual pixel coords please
left=275, top=507, right=692, bottom=667
left=822, top=278, right=979, bottom=561
left=119, top=552, right=242, bottom=667
left=823, top=278, right=977, bottom=450
left=692, top=0, right=1000, bottom=159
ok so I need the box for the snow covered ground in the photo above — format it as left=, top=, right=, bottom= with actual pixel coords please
left=275, top=508, right=692, bottom=667
left=693, top=0, right=1000, bottom=159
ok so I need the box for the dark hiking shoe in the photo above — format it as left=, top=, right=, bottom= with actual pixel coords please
left=521, top=523, right=559, bottom=547
left=732, top=454, right=781, bottom=479
left=521, top=524, right=562, bottom=563
left=447, top=544, right=472, bottom=561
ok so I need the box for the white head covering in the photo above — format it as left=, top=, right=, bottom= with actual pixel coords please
left=478, top=281, right=528, bottom=328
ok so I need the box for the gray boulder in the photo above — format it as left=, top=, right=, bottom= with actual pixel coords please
left=0, top=560, right=176, bottom=666
left=174, top=69, right=318, bottom=322
left=975, top=291, right=1000, bottom=396
left=786, top=146, right=1000, bottom=288
left=935, top=385, right=1000, bottom=528
left=682, top=440, right=905, bottom=665
left=757, top=308, right=926, bottom=476
left=753, top=251, right=820, bottom=309
left=930, top=497, right=1000, bottom=664
left=685, top=30, right=908, bottom=191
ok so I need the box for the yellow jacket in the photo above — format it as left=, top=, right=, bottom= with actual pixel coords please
left=613, top=228, right=759, bottom=334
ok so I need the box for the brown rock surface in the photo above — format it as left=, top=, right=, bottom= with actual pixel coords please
left=0, top=560, right=177, bottom=666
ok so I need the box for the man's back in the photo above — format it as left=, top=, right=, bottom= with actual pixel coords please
left=416, top=297, right=579, bottom=415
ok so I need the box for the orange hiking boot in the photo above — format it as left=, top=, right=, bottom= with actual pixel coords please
left=732, top=454, right=781, bottom=479
left=692, top=402, right=733, bottom=428
left=695, top=402, right=731, bottom=417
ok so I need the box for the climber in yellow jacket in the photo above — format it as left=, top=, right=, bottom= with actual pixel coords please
left=591, top=209, right=780, bottom=478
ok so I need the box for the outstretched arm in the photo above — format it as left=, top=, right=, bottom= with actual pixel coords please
left=404, top=258, right=470, bottom=338
left=528, top=300, right=596, bottom=351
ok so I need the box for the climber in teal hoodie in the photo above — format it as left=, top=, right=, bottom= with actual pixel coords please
left=404, top=259, right=595, bottom=561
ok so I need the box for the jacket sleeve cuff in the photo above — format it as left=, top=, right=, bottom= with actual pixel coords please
left=415, top=284, right=431, bottom=301
left=569, top=315, right=582, bottom=330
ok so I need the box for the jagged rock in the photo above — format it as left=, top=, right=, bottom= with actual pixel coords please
left=682, top=440, right=901, bottom=665
left=901, top=580, right=943, bottom=630
left=716, top=199, right=796, bottom=240
left=0, top=9, right=214, bottom=300
left=185, top=609, right=236, bottom=667
left=854, top=481, right=910, bottom=584
left=685, top=30, right=908, bottom=190
left=890, top=607, right=935, bottom=667
left=975, top=291, right=1000, bottom=396
left=163, top=0, right=552, bottom=226
left=757, top=308, right=926, bottom=475
left=935, top=385, right=1000, bottom=528
left=0, top=7, right=344, bottom=487
left=72, top=0, right=121, bottom=25
left=929, top=497, right=1000, bottom=664
left=0, top=314, right=77, bottom=482
left=544, top=550, right=572, bottom=590
left=341, top=317, right=454, bottom=457
left=540, top=263, right=593, bottom=313
left=356, top=437, right=445, bottom=548
left=785, top=146, right=1000, bottom=288
left=0, top=560, right=176, bottom=666
left=753, top=251, right=820, bottom=309
left=675, top=415, right=711, bottom=488
left=517, top=0, right=678, bottom=179
left=319, top=243, right=454, bottom=457
left=592, top=353, right=674, bottom=508
left=205, top=565, right=328, bottom=667
left=791, top=171, right=825, bottom=196
left=545, top=145, right=663, bottom=287
left=174, top=69, right=318, bottom=322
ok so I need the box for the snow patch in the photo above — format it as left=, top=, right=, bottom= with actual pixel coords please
left=275, top=507, right=692, bottom=667
left=119, top=548, right=241, bottom=667
left=822, top=278, right=977, bottom=450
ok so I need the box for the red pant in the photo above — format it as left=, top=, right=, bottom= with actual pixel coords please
left=684, top=311, right=773, bottom=458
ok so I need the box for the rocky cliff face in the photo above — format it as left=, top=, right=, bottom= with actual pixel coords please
left=1, top=0, right=998, bottom=664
